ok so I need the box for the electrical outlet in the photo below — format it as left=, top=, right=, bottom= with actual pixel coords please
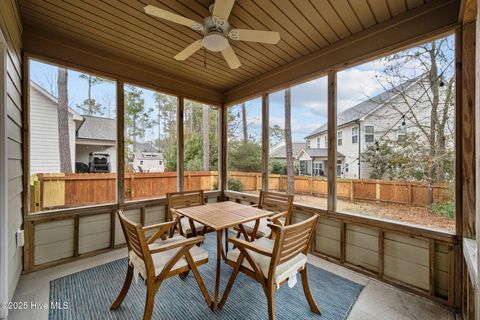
left=16, top=229, right=24, bottom=247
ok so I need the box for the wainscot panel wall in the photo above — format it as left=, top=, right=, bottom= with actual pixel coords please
left=26, top=192, right=221, bottom=272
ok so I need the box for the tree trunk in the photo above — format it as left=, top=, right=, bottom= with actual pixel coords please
left=57, top=68, right=73, bottom=173
left=241, top=103, right=248, bottom=143
left=202, top=105, right=210, bottom=171
left=284, top=88, right=294, bottom=195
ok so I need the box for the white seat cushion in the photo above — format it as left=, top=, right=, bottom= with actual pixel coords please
left=242, top=217, right=285, bottom=238
left=226, top=237, right=307, bottom=285
left=129, top=235, right=208, bottom=279
left=180, top=217, right=205, bottom=234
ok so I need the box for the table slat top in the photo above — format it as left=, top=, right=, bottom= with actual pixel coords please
left=176, top=201, right=274, bottom=230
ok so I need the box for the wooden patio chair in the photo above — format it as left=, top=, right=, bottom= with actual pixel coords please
left=235, top=191, right=294, bottom=240
left=167, top=190, right=211, bottom=237
left=111, top=210, right=212, bottom=320
left=220, top=214, right=320, bottom=320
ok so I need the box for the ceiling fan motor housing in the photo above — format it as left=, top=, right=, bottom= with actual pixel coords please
left=202, top=16, right=230, bottom=52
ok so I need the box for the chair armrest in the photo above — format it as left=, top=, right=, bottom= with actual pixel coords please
left=227, top=237, right=272, bottom=257
left=249, top=204, right=260, bottom=208
left=149, top=236, right=205, bottom=254
left=267, top=211, right=288, bottom=225
left=144, top=221, right=176, bottom=244
left=143, top=221, right=176, bottom=231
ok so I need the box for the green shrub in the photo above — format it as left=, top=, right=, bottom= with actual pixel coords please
left=431, top=201, right=455, bottom=219
left=227, top=178, right=244, bottom=192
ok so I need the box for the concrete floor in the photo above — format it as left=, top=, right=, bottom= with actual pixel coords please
left=9, top=249, right=456, bottom=320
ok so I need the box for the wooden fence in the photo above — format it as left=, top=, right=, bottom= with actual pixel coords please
left=230, top=172, right=452, bottom=207
left=31, top=171, right=218, bottom=211
left=30, top=171, right=451, bottom=211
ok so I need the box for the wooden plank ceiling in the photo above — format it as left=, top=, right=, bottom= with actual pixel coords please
left=19, top=0, right=429, bottom=92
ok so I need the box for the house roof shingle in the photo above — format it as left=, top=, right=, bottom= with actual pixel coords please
left=76, top=115, right=116, bottom=141
left=269, top=142, right=305, bottom=159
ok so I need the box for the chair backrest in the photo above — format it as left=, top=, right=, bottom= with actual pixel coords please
left=117, top=210, right=154, bottom=277
left=166, top=190, right=205, bottom=221
left=270, top=214, right=318, bottom=273
left=258, top=191, right=294, bottom=224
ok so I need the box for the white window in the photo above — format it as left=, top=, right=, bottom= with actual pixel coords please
left=159, top=161, right=163, bottom=165
left=307, top=140, right=310, bottom=149
left=316, top=137, right=320, bottom=148
left=324, top=136, right=328, bottom=148
left=140, top=160, right=144, bottom=165
left=352, top=126, right=358, bottom=144
left=313, top=162, right=323, bottom=176
left=365, top=125, right=375, bottom=143
left=337, top=131, right=343, bottom=146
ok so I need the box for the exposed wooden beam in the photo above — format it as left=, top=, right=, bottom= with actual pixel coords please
left=22, top=26, right=223, bottom=106
left=224, top=0, right=460, bottom=105
left=459, top=0, right=478, bottom=23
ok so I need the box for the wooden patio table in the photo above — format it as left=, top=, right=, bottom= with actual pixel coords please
left=176, top=201, right=275, bottom=309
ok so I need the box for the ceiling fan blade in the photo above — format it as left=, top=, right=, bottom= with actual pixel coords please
left=212, top=0, right=236, bottom=20
left=144, top=5, right=203, bottom=30
left=221, top=45, right=241, bottom=69
left=229, top=29, right=280, bottom=44
left=174, top=40, right=204, bottom=60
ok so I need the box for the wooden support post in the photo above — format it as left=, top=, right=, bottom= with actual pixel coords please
left=428, top=239, right=436, bottom=297
left=110, top=210, right=116, bottom=248
left=117, top=80, right=125, bottom=204
left=378, top=230, right=384, bottom=278
left=327, top=71, right=337, bottom=212
left=262, top=93, right=269, bottom=192
left=140, top=206, right=146, bottom=226
left=220, top=105, right=227, bottom=199
left=340, top=222, right=346, bottom=264
left=460, top=21, right=476, bottom=238
left=177, top=97, right=185, bottom=192
left=24, top=221, right=35, bottom=272
left=73, top=216, right=79, bottom=257
left=22, top=52, right=31, bottom=216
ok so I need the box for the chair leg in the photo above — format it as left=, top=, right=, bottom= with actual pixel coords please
left=266, top=285, right=276, bottom=320
left=143, top=282, right=157, bottom=320
left=300, top=267, right=321, bottom=314
left=218, top=255, right=244, bottom=308
left=110, top=264, right=134, bottom=310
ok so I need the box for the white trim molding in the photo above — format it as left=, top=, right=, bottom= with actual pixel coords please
left=0, top=28, right=9, bottom=320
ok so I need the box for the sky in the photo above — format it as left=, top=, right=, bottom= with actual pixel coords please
left=30, top=34, right=454, bottom=144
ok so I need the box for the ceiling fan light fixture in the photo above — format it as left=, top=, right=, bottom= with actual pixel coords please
left=202, top=33, right=229, bottom=52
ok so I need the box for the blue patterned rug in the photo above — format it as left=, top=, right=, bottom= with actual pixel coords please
left=49, top=233, right=363, bottom=320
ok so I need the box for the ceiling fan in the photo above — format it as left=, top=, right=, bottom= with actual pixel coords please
left=144, top=0, right=281, bottom=69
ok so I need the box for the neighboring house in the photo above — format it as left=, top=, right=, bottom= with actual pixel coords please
left=29, top=82, right=83, bottom=174
left=75, top=115, right=117, bottom=173
left=29, top=81, right=117, bottom=174
left=132, top=152, right=165, bottom=172
left=269, top=141, right=305, bottom=163
left=296, top=148, right=345, bottom=177
left=304, top=78, right=442, bottom=179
